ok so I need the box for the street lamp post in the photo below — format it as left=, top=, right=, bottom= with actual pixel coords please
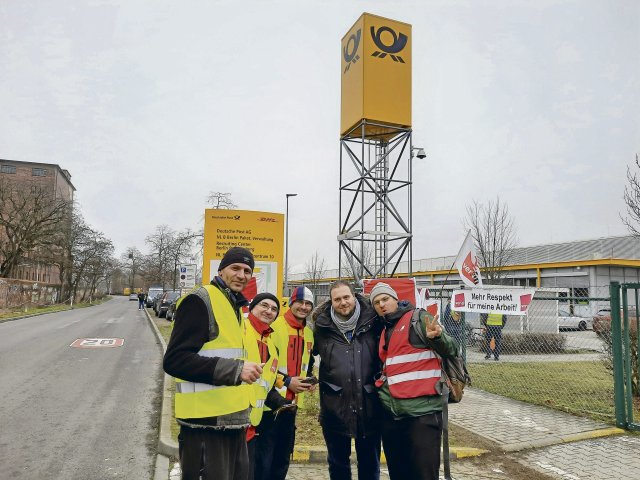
left=284, top=193, right=298, bottom=296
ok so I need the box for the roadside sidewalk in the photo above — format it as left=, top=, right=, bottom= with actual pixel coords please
left=448, top=388, right=640, bottom=479
left=147, top=307, right=639, bottom=480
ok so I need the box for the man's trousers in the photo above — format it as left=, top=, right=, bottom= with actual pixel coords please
left=252, top=410, right=296, bottom=480
left=178, top=425, right=248, bottom=480
left=321, top=426, right=381, bottom=480
left=381, top=411, right=443, bottom=480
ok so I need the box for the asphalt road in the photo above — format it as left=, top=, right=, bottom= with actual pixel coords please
left=0, top=297, right=163, bottom=479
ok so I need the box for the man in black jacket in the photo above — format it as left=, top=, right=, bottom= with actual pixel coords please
left=163, top=247, right=263, bottom=480
left=313, top=281, right=383, bottom=480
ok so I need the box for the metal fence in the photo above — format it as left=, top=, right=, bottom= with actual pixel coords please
left=434, top=286, right=621, bottom=423
left=303, top=281, right=638, bottom=427
left=610, top=282, right=640, bottom=431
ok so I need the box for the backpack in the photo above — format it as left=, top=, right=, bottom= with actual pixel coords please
left=441, top=354, right=471, bottom=403
left=411, top=309, right=472, bottom=403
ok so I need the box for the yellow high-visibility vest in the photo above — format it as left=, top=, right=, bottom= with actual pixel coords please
left=245, top=322, right=280, bottom=425
left=173, top=285, right=258, bottom=419
left=271, top=316, right=314, bottom=407
left=486, top=312, right=504, bottom=326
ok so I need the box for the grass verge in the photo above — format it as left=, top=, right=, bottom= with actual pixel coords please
left=468, top=360, right=640, bottom=422
left=152, top=314, right=180, bottom=441
left=0, top=297, right=111, bottom=322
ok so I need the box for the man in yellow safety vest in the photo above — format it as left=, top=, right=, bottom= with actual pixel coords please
left=481, top=311, right=507, bottom=361
left=163, top=246, right=263, bottom=480
left=244, top=292, right=290, bottom=480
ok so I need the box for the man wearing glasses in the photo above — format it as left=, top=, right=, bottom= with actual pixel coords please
left=244, top=292, right=290, bottom=480
left=163, top=247, right=263, bottom=480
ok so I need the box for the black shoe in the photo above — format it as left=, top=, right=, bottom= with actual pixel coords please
left=484, top=354, right=491, bottom=359
left=494, top=357, right=499, bottom=361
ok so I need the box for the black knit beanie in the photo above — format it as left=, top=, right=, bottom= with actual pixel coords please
left=218, top=246, right=255, bottom=272
left=249, top=292, right=280, bottom=315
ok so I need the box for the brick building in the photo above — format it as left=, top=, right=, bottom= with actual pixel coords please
left=0, top=159, right=75, bottom=284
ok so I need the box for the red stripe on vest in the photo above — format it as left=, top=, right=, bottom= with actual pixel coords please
left=378, top=310, right=441, bottom=399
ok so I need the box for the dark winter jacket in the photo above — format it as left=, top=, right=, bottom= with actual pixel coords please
left=313, top=294, right=383, bottom=438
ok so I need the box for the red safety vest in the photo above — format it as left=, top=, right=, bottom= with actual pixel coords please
left=377, top=310, right=441, bottom=399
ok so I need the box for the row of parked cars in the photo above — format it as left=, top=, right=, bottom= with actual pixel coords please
left=555, top=307, right=640, bottom=337
left=560, top=306, right=639, bottom=336
left=144, top=288, right=181, bottom=320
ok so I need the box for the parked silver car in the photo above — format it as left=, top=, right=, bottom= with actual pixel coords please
left=558, top=309, right=592, bottom=331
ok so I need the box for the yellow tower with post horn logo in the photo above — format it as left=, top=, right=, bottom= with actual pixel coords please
left=340, top=13, right=412, bottom=138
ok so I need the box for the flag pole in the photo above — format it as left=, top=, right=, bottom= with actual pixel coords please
left=438, top=230, right=473, bottom=298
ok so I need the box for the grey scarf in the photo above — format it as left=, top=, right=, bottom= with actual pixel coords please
left=330, top=300, right=361, bottom=334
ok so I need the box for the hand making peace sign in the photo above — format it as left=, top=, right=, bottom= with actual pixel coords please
left=424, top=310, right=442, bottom=339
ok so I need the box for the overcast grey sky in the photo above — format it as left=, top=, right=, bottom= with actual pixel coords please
left=1, top=0, right=639, bottom=273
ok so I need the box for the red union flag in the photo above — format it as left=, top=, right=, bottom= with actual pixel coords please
left=454, top=231, right=483, bottom=288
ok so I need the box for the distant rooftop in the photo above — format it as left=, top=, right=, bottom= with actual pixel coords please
left=290, top=235, right=640, bottom=280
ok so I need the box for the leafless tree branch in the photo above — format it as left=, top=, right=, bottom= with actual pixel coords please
left=464, top=197, right=518, bottom=283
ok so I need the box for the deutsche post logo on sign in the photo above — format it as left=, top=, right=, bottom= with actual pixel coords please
left=343, top=28, right=361, bottom=73
left=340, top=13, right=412, bottom=136
left=370, top=25, right=407, bottom=63
left=70, top=338, right=125, bottom=348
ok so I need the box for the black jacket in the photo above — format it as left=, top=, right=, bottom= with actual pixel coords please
left=163, top=277, right=250, bottom=428
left=313, top=294, right=383, bottom=438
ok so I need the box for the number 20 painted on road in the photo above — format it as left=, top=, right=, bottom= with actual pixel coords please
left=70, top=338, right=125, bottom=348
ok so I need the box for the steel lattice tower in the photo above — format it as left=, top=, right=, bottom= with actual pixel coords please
left=338, top=119, right=413, bottom=284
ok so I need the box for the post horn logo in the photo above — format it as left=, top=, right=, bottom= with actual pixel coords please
left=343, top=29, right=361, bottom=73
left=370, top=26, right=407, bottom=63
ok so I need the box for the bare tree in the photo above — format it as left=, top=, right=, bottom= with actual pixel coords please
left=145, top=225, right=199, bottom=290
left=340, top=240, right=375, bottom=284
left=623, top=154, right=640, bottom=236
left=145, top=225, right=175, bottom=289
left=304, top=251, right=327, bottom=290
left=0, top=177, right=72, bottom=278
left=60, top=209, right=90, bottom=300
left=207, top=192, right=237, bottom=209
left=121, top=246, right=143, bottom=290
left=464, top=197, right=518, bottom=283
left=169, top=229, right=200, bottom=290
left=70, top=224, right=114, bottom=301
left=79, top=241, right=115, bottom=301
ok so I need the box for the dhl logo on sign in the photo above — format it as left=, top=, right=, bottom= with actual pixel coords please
left=341, top=13, right=412, bottom=137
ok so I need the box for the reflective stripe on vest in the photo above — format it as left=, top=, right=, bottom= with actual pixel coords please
left=174, top=285, right=253, bottom=419
left=378, top=310, right=441, bottom=399
left=385, top=350, right=437, bottom=366
left=486, top=313, right=503, bottom=326
left=198, top=347, right=246, bottom=358
left=246, top=322, right=279, bottom=425
left=387, top=369, right=442, bottom=385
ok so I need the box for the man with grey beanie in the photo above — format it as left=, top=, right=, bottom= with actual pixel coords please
left=312, top=280, right=383, bottom=480
left=371, top=282, right=457, bottom=480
